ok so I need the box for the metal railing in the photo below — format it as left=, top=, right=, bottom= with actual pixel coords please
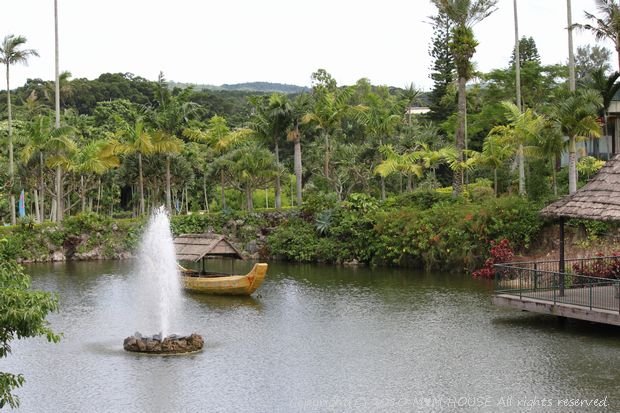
left=494, top=256, right=620, bottom=314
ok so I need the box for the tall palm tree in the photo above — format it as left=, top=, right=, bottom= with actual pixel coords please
left=431, top=0, right=497, bottom=197
left=0, top=34, right=39, bottom=224
left=359, top=93, right=401, bottom=200
left=111, top=117, right=154, bottom=215
left=151, top=85, right=197, bottom=212
left=551, top=90, right=602, bottom=193
left=302, top=87, right=354, bottom=180
left=287, top=94, right=311, bottom=206
left=249, top=93, right=292, bottom=209
left=151, top=130, right=184, bottom=213
left=576, top=0, right=620, bottom=71
left=46, top=128, right=78, bottom=221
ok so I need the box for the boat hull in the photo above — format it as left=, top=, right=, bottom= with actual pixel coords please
left=181, top=263, right=267, bottom=295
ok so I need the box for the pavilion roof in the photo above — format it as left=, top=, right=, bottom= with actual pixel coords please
left=173, top=233, right=244, bottom=262
left=540, top=154, right=620, bottom=221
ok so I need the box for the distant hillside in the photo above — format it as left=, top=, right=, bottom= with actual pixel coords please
left=168, top=81, right=310, bottom=94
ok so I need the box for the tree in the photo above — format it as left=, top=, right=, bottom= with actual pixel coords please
left=374, top=145, right=424, bottom=191
left=358, top=90, right=402, bottom=200
left=583, top=68, right=620, bottom=154
left=428, top=9, right=456, bottom=122
left=302, top=84, right=353, bottom=181
left=249, top=93, right=292, bottom=209
left=509, top=36, right=541, bottom=66
left=112, top=117, right=154, bottom=215
left=551, top=89, right=602, bottom=193
left=576, top=0, right=620, bottom=71
left=151, top=76, right=198, bottom=213
left=184, top=115, right=252, bottom=210
left=216, top=141, right=277, bottom=211
left=0, top=34, right=39, bottom=224
left=487, top=102, right=545, bottom=195
left=481, top=135, right=513, bottom=196
left=68, top=140, right=120, bottom=212
left=575, top=45, right=612, bottom=81
left=431, top=0, right=498, bottom=197
left=151, top=130, right=184, bottom=213
left=287, top=94, right=311, bottom=206
left=0, top=253, right=59, bottom=409
left=20, top=115, right=74, bottom=221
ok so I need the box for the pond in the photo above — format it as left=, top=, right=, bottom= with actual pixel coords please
left=5, top=260, right=620, bottom=412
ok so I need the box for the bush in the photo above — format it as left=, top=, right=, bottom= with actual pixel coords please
left=266, top=218, right=336, bottom=262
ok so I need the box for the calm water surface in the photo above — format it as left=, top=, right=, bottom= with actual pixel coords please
left=5, top=260, right=620, bottom=412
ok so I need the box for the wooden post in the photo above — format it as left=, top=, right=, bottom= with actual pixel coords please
left=559, top=216, right=565, bottom=297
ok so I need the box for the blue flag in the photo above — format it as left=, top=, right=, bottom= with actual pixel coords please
left=18, top=190, right=25, bottom=218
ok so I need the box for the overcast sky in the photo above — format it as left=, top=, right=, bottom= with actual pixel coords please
left=1, top=0, right=610, bottom=91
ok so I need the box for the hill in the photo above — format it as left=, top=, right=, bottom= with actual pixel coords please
left=168, top=81, right=309, bottom=94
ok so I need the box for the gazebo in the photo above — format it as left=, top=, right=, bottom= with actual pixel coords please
left=540, top=153, right=620, bottom=276
left=492, top=155, right=620, bottom=326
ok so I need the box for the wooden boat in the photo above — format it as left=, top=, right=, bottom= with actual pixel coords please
left=173, top=233, right=267, bottom=296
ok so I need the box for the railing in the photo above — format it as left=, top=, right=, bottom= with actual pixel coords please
left=494, top=256, right=620, bottom=314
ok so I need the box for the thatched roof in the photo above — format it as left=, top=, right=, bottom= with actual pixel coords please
left=540, top=154, right=620, bottom=221
left=173, top=233, right=244, bottom=262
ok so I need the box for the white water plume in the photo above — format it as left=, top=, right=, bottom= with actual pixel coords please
left=135, top=206, right=182, bottom=337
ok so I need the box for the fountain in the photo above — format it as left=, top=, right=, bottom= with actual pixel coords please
left=123, top=206, right=203, bottom=354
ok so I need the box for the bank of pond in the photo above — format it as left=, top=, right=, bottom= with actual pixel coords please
left=0, top=193, right=616, bottom=273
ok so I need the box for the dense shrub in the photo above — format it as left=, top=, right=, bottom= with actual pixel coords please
left=266, top=217, right=336, bottom=262
left=373, top=196, right=541, bottom=271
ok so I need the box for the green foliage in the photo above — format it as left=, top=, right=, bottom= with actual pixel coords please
left=385, top=189, right=453, bottom=209
left=267, top=218, right=336, bottom=262
left=374, top=196, right=541, bottom=270
left=0, top=251, right=60, bottom=409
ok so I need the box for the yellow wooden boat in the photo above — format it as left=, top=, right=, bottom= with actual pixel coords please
left=180, top=263, right=267, bottom=295
left=174, top=233, right=267, bottom=296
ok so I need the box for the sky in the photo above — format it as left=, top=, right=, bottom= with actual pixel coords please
left=0, top=0, right=611, bottom=91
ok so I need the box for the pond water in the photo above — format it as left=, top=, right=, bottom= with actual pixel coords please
left=5, top=260, right=620, bottom=412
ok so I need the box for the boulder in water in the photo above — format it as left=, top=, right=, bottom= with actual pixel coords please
left=123, top=333, right=204, bottom=354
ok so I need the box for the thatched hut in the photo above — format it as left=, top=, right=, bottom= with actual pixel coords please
left=173, top=233, right=243, bottom=273
left=540, top=154, right=620, bottom=285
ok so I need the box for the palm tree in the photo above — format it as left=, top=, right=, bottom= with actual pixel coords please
left=531, top=123, right=565, bottom=196
left=249, top=93, right=292, bottom=209
left=287, top=94, right=311, bottom=206
left=217, top=141, right=277, bottom=212
left=0, top=34, right=39, bottom=224
left=551, top=90, right=602, bottom=193
left=111, top=117, right=154, bottom=215
left=402, top=83, right=422, bottom=126
left=359, top=93, right=401, bottom=200
left=374, top=145, right=424, bottom=191
left=68, top=140, right=120, bottom=212
left=21, top=115, right=73, bottom=221
left=184, top=115, right=252, bottom=210
left=584, top=68, right=620, bottom=154
left=481, top=135, right=513, bottom=196
left=431, top=0, right=497, bottom=197
left=46, top=128, right=78, bottom=221
left=302, top=87, right=354, bottom=180
left=488, top=101, right=545, bottom=196
left=151, top=130, right=184, bottom=213
left=576, top=0, right=620, bottom=71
